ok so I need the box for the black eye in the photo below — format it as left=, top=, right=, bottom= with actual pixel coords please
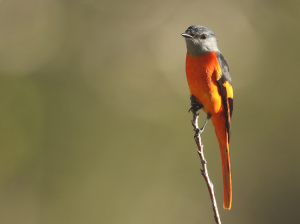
left=200, top=34, right=207, bottom=39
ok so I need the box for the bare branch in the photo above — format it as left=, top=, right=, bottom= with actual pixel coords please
left=190, top=98, right=222, bottom=224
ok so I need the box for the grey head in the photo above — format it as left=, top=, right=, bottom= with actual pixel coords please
left=182, top=25, right=219, bottom=57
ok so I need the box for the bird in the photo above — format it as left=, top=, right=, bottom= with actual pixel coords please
left=182, top=25, right=233, bottom=210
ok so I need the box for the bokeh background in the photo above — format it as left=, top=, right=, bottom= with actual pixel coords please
left=0, top=0, right=299, bottom=223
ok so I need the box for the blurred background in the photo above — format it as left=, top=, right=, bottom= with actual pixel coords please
left=0, top=0, right=299, bottom=223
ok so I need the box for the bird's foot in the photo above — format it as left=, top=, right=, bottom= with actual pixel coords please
left=194, top=128, right=200, bottom=138
left=189, top=95, right=203, bottom=113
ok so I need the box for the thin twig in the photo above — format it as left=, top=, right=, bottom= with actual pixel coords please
left=190, top=101, right=222, bottom=224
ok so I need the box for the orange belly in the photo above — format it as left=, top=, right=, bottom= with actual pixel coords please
left=185, top=52, right=222, bottom=116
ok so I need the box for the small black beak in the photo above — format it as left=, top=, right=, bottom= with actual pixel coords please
left=181, top=33, right=193, bottom=38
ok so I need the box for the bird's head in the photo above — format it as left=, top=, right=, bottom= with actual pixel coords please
left=182, top=25, right=219, bottom=57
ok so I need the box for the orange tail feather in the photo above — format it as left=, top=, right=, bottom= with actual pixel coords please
left=212, top=117, right=232, bottom=210
left=220, top=135, right=232, bottom=210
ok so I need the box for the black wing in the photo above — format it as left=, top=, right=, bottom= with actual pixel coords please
left=216, top=52, right=233, bottom=142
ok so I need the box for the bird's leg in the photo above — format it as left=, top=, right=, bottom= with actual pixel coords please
left=200, top=113, right=211, bottom=133
left=190, top=95, right=206, bottom=138
left=189, top=95, right=203, bottom=113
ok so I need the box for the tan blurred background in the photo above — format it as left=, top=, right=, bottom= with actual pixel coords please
left=0, top=0, right=299, bottom=223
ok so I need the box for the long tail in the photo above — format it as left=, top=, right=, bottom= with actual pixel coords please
left=213, top=117, right=232, bottom=210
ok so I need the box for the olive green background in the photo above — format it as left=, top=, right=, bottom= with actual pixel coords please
left=0, top=0, right=299, bottom=223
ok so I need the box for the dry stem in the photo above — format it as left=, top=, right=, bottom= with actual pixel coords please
left=190, top=104, right=221, bottom=224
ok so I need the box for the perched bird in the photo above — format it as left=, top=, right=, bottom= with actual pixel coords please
left=182, top=25, right=233, bottom=209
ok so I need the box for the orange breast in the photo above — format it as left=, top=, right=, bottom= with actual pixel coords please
left=185, top=52, right=222, bottom=116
